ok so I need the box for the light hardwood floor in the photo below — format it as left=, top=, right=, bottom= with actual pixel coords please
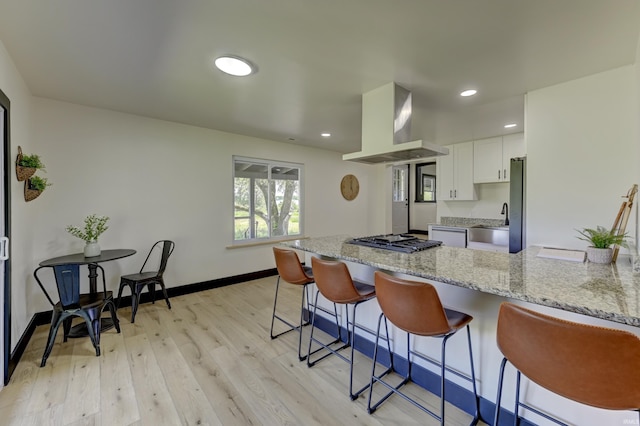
left=0, top=277, right=486, bottom=425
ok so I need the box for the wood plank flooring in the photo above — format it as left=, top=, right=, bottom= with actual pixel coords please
left=0, top=277, right=486, bottom=425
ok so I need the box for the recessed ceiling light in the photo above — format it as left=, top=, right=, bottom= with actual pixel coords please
left=460, top=89, right=477, bottom=97
left=214, top=55, right=256, bottom=76
left=321, top=133, right=331, bottom=137
left=504, top=123, right=517, bottom=128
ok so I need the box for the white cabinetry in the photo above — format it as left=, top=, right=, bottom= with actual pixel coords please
left=437, top=141, right=477, bottom=200
left=473, top=133, right=525, bottom=183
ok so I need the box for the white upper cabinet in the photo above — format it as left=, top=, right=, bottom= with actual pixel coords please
left=473, top=133, right=525, bottom=183
left=438, top=141, right=477, bottom=201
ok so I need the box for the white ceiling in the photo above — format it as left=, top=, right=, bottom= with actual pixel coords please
left=0, top=1, right=638, bottom=154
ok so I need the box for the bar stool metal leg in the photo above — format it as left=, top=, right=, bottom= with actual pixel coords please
left=269, top=276, right=312, bottom=361
left=306, top=291, right=346, bottom=367
left=367, top=272, right=480, bottom=425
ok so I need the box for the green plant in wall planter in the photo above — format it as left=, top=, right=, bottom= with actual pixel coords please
left=576, top=226, right=627, bottom=264
left=24, top=175, right=52, bottom=202
left=28, top=176, right=51, bottom=191
left=15, top=146, right=46, bottom=181
left=18, top=154, right=46, bottom=170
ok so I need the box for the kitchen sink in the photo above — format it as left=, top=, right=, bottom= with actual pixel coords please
left=468, top=225, right=509, bottom=246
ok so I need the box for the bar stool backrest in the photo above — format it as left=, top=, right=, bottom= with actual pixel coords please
left=497, top=302, right=640, bottom=410
left=273, top=247, right=313, bottom=285
left=311, top=257, right=362, bottom=303
left=374, top=271, right=451, bottom=336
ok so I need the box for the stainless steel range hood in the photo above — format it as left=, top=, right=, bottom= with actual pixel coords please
left=343, top=83, right=448, bottom=164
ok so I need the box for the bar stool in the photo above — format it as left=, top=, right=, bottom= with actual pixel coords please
left=367, top=271, right=480, bottom=425
left=494, top=302, right=640, bottom=425
left=307, top=256, right=376, bottom=400
left=270, top=247, right=315, bottom=361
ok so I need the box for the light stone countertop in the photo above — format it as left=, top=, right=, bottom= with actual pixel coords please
left=283, top=235, right=640, bottom=327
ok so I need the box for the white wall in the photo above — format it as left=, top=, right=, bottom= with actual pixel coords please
left=24, top=98, right=385, bottom=316
left=526, top=65, right=639, bottom=250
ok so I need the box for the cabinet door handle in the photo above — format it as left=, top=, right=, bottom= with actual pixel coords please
left=449, top=190, right=452, bottom=198
left=454, top=189, right=457, bottom=198
left=498, top=170, right=501, bottom=179
left=504, top=169, right=507, bottom=179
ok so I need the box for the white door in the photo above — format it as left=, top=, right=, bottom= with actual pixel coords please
left=391, top=165, right=409, bottom=234
left=0, top=90, right=10, bottom=385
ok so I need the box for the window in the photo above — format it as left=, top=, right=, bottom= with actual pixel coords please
left=415, top=162, right=436, bottom=202
left=233, top=157, right=303, bottom=242
left=392, top=167, right=406, bottom=202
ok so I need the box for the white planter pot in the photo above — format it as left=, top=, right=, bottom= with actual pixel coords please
left=586, top=246, right=613, bottom=264
left=84, top=241, right=101, bottom=258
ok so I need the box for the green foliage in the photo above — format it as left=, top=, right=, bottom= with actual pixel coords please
left=18, top=153, right=46, bottom=171
left=233, top=174, right=300, bottom=240
left=28, top=176, right=51, bottom=191
left=576, top=226, right=627, bottom=249
left=66, top=214, right=110, bottom=242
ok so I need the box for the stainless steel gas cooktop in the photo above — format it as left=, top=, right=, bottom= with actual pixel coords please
left=347, top=234, right=442, bottom=253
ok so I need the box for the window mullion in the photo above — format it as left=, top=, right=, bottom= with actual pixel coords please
left=249, top=176, right=256, bottom=239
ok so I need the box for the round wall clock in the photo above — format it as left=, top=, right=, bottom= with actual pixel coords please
left=340, top=174, right=359, bottom=201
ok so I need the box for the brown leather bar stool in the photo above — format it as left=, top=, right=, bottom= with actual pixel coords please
left=307, top=256, right=377, bottom=400
left=494, top=302, right=640, bottom=425
left=367, top=271, right=480, bottom=425
left=270, top=247, right=315, bottom=361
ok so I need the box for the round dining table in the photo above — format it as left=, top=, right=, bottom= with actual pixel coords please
left=39, top=248, right=136, bottom=337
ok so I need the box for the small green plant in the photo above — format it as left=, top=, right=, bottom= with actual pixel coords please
left=66, top=214, right=110, bottom=243
left=28, top=176, right=51, bottom=191
left=18, top=153, right=46, bottom=171
left=576, top=226, right=627, bottom=249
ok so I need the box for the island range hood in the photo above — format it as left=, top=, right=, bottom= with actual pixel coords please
left=343, top=83, right=449, bottom=164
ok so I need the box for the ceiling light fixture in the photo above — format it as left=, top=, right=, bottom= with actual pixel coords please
left=321, top=133, right=331, bottom=137
left=214, top=55, right=256, bottom=76
left=504, top=123, right=517, bottom=128
left=460, top=89, right=477, bottom=97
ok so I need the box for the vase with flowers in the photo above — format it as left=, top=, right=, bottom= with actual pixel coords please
left=66, top=214, right=110, bottom=257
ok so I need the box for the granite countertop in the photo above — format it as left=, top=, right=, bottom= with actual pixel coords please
left=283, top=235, right=640, bottom=327
left=430, top=216, right=508, bottom=229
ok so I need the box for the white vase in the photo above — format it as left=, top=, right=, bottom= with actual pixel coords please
left=586, top=246, right=613, bottom=264
left=84, top=241, right=101, bottom=257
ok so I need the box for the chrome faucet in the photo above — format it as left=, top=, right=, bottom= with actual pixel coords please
left=501, top=202, right=509, bottom=226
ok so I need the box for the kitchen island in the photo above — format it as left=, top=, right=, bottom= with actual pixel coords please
left=283, top=235, right=640, bottom=425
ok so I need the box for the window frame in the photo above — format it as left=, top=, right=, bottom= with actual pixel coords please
left=232, top=156, right=304, bottom=244
left=415, top=162, right=437, bottom=203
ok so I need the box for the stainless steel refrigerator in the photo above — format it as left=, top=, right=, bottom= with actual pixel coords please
left=509, top=157, right=526, bottom=253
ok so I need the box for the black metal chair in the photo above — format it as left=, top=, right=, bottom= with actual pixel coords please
left=116, top=240, right=175, bottom=323
left=34, top=263, right=120, bottom=367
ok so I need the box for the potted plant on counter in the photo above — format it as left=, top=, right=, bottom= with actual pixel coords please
left=576, top=226, right=627, bottom=264
left=66, top=214, right=110, bottom=257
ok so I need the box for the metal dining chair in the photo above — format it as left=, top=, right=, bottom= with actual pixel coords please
left=116, top=240, right=175, bottom=323
left=34, top=263, right=120, bottom=367
left=494, top=302, right=640, bottom=425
